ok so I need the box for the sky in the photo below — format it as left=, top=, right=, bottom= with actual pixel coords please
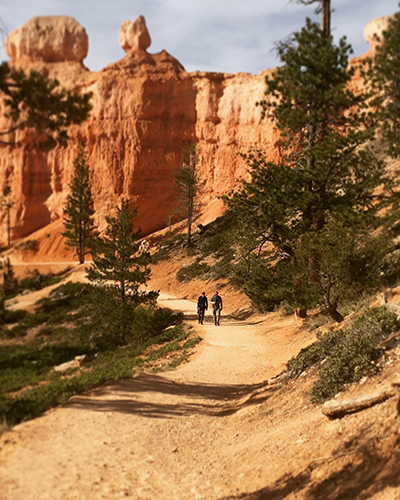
left=1, top=0, right=399, bottom=74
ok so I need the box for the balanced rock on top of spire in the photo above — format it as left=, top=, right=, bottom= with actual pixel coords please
left=119, top=15, right=151, bottom=52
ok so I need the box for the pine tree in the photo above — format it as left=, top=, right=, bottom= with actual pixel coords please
left=173, top=144, right=203, bottom=246
left=87, top=198, right=156, bottom=304
left=364, top=10, right=400, bottom=158
left=226, top=19, right=389, bottom=320
left=295, top=0, right=331, bottom=35
left=0, top=186, right=13, bottom=247
left=0, top=62, right=92, bottom=149
left=63, top=142, right=96, bottom=264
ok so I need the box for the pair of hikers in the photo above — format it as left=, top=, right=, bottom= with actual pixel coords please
left=197, top=291, right=223, bottom=326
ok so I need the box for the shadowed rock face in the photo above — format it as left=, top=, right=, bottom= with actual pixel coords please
left=0, top=14, right=379, bottom=245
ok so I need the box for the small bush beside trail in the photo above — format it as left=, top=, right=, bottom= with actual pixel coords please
left=176, top=261, right=211, bottom=282
left=286, top=307, right=400, bottom=403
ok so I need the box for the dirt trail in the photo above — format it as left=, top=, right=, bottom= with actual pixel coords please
left=1, top=282, right=400, bottom=500
left=0, top=290, right=317, bottom=500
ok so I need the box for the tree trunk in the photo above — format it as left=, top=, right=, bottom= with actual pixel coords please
left=296, top=308, right=308, bottom=318
left=327, top=303, right=344, bottom=323
left=322, top=0, right=331, bottom=35
left=6, top=206, right=10, bottom=247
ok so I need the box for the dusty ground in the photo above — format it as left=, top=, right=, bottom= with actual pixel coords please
left=0, top=252, right=400, bottom=499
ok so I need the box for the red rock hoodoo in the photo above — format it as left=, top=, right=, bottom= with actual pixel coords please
left=0, top=14, right=387, bottom=247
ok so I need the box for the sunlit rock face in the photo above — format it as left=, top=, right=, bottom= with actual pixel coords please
left=0, top=13, right=381, bottom=247
left=364, top=15, right=391, bottom=56
left=5, top=16, right=88, bottom=64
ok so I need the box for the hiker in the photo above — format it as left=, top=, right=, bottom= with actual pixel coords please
left=197, top=291, right=208, bottom=324
left=210, top=291, right=223, bottom=325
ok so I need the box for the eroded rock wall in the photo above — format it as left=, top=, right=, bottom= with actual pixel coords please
left=0, top=14, right=383, bottom=245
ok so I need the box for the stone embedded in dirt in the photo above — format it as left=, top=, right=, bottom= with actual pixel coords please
left=53, top=360, right=79, bottom=373
left=74, top=355, right=88, bottom=365
left=119, top=15, right=151, bottom=52
left=53, top=354, right=88, bottom=372
left=5, top=16, right=88, bottom=63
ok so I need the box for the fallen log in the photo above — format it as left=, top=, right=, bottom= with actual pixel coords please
left=322, top=388, right=396, bottom=419
left=377, top=330, right=400, bottom=349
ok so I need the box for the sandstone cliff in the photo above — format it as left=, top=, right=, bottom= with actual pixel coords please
left=0, top=14, right=388, bottom=248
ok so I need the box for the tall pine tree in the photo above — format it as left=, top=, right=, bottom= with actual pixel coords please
left=63, top=142, right=96, bottom=264
left=173, top=143, right=203, bottom=246
left=226, top=19, right=389, bottom=320
left=87, top=198, right=156, bottom=305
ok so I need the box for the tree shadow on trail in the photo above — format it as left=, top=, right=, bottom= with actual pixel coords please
left=183, top=313, right=267, bottom=326
left=218, top=429, right=400, bottom=500
left=67, top=373, right=276, bottom=419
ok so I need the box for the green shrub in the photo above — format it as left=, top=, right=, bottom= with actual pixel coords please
left=311, top=330, right=380, bottom=402
left=176, top=261, right=211, bottom=282
left=19, top=270, right=64, bottom=292
left=15, top=239, right=39, bottom=252
left=286, top=307, right=400, bottom=403
left=24, top=312, right=49, bottom=327
left=151, top=233, right=186, bottom=263
left=4, top=309, right=27, bottom=324
left=286, top=342, right=325, bottom=377
left=182, top=336, right=202, bottom=349
left=131, top=307, right=184, bottom=344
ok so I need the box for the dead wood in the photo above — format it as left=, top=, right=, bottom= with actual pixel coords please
left=322, top=388, right=396, bottom=419
left=377, top=331, right=400, bottom=349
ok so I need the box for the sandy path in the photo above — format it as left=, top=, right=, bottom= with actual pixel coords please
left=0, top=293, right=315, bottom=500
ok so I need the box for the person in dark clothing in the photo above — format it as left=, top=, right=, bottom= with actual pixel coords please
left=210, top=291, right=223, bottom=325
left=197, top=292, right=208, bottom=324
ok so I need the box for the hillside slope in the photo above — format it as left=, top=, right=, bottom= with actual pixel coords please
left=0, top=256, right=399, bottom=499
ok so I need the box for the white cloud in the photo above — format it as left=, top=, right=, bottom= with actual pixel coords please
left=1, top=0, right=399, bottom=73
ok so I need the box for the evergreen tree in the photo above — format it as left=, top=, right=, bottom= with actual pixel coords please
left=295, top=0, right=331, bottom=35
left=87, top=198, right=156, bottom=305
left=1, top=257, right=18, bottom=296
left=173, top=144, right=203, bottom=246
left=0, top=61, right=92, bottom=149
left=226, top=20, right=389, bottom=320
left=364, top=10, right=400, bottom=158
left=63, top=142, right=96, bottom=264
left=0, top=186, right=13, bottom=247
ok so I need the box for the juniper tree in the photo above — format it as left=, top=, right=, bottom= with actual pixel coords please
left=226, top=19, right=389, bottom=321
left=87, top=198, right=157, bottom=305
left=63, top=142, right=96, bottom=264
left=0, top=62, right=92, bottom=149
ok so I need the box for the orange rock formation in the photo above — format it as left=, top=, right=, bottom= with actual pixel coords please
left=0, top=14, right=387, bottom=247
